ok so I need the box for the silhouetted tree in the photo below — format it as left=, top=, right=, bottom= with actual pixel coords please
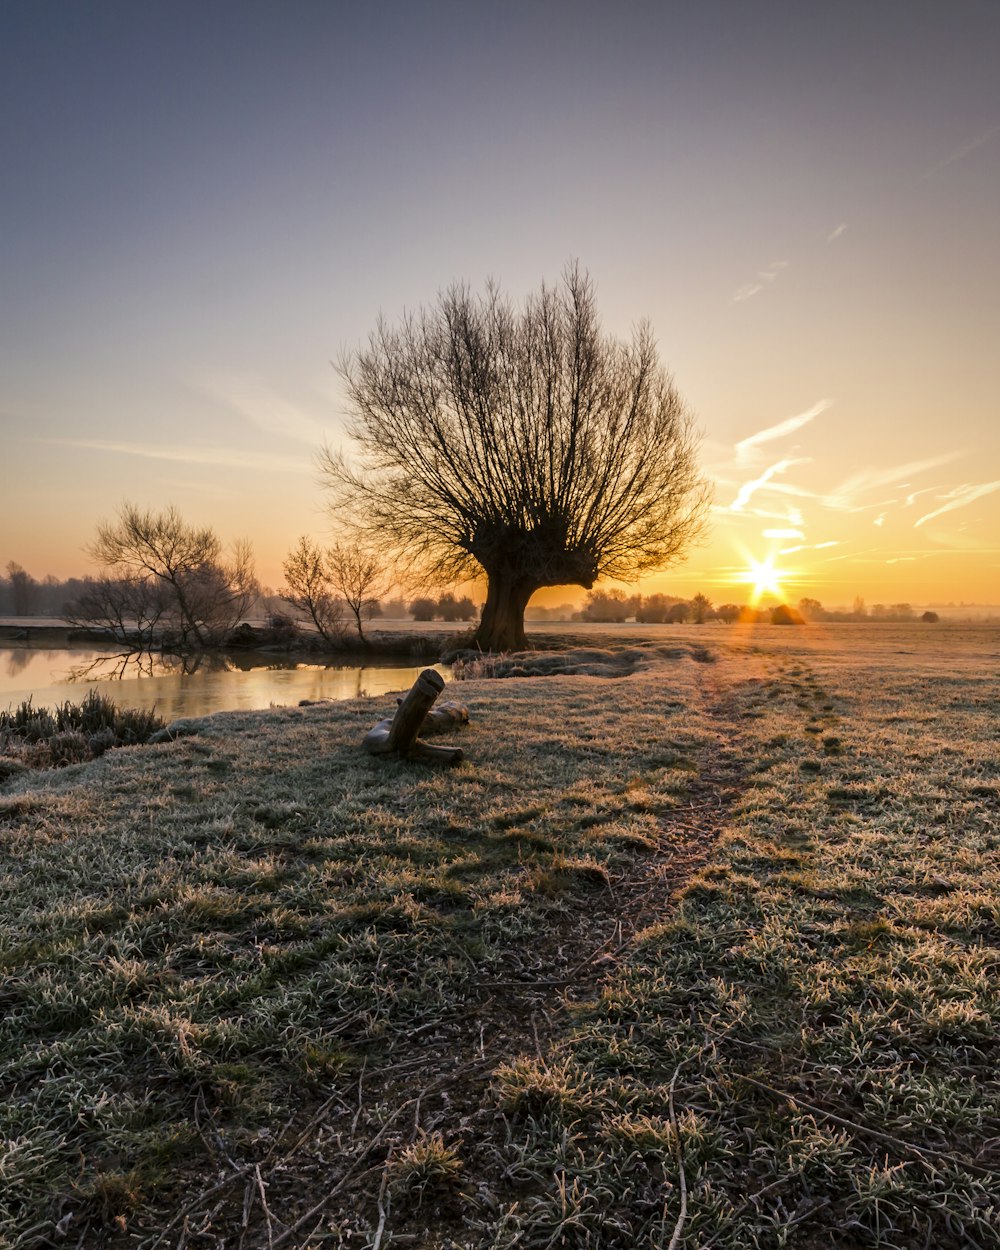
left=580, top=589, right=639, bottom=622
left=6, top=562, right=38, bottom=616
left=437, top=592, right=478, bottom=622
left=715, top=603, right=741, bottom=624
left=320, top=265, right=709, bottom=651
left=65, top=574, right=170, bottom=646
left=409, top=597, right=438, bottom=621
left=74, top=503, right=257, bottom=647
left=690, top=592, right=714, bottom=624
left=281, top=536, right=346, bottom=645
left=798, top=597, right=823, bottom=620
left=325, top=543, right=392, bottom=642
left=635, top=592, right=684, bottom=623
left=921, top=610, right=940, bottom=623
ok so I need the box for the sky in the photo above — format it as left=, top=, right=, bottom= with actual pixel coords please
left=2, top=0, right=998, bottom=608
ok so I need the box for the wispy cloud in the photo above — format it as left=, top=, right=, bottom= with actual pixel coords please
left=827, top=223, right=848, bottom=242
left=752, top=481, right=818, bottom=501
left=874, top=513, right=886, bottom=527
left=733, top=260, right=788, bottom=303
left=778, top=540, right=840, bottom=555
left=823, top=453, right=965, bottom=511
left=735, top=399, right=832, bottom=461
left=914, top=481, right=1000, bottom=528
left=763, top=528, right=804, bottom=539
left=198, top=375, right=332, bottom=447
left=920, top=124, right=1000, bottom=181
left=49, top=438, right=312, bottom=475
left=730, top=458, right=810, bottom=512
left=904, top=486, right=938, bottom=507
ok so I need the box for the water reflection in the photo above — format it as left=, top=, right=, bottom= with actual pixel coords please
left=63, top=650, right=225, bottom=684
left=5, top=648, right=36, bottom=677
left=1, top=644, right=448, bottom=720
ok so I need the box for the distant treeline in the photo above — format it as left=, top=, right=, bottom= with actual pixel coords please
left=0, top=563, right=480, bottom=627
left=575, top=590, right=944, bottom=625
left=0, top=565, right=92, bottom=617
left=0, top=563, right=972, bottom=629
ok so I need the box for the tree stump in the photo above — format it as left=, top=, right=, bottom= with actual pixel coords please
left=363, top=668, right=468, bottom=764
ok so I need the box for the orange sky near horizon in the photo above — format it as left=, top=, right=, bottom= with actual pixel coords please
left=5, top=354, right=1000, bottom=610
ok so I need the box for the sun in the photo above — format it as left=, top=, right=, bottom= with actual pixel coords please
left=744, top=555, right=785, bottom=603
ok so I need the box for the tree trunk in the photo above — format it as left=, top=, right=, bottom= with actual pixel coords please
left=363, top=670, right=466, bottom=764
left=471, top=572, right=538, bottom=652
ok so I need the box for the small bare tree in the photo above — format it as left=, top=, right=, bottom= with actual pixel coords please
left=321, top=264, right=709, bottom=651
left=77, top=504, right=257, bottom=647
left=280, top=536, right=347, bottom=645
left=325, top=542, right=393, bottom=642
left=64, top=573, right=170, bottom=646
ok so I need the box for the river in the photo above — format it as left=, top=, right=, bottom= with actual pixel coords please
left=0, top=644, right=449, bottom=722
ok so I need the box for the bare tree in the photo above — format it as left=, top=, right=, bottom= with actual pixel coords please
left=635, top=592, right=686, bottom=623
left=79, top=504, right=257, bottom=647
left=5, top=562, right=38, bottom=616
left=580, top=589, right=640, bottom=623
left=280, top=536, right=347, bottom=645
left=690, top=592, right=714, bottom=624
left=321, top=265, right=709, bottom=651
left=64, top=573, right=170, bottom=646
left=325, top=542, right=393, bottom=642
left=437, top=593, right=477, bottom=622
left=409, top=597, right=438, bottom=621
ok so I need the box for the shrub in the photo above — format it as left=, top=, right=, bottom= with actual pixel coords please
left=0, top=691, right=164, bottom=770
left=409, top=597, right=438, bottom=621
left=771, top=603, right=805, bottom=625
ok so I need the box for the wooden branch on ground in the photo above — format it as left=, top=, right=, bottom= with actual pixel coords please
left=363, top=669, right=468, bottom=764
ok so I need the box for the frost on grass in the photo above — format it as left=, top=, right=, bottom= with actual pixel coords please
left=479, top=629, right=1000, bottom=1249
left=1, top=624, right=999, bottom=1247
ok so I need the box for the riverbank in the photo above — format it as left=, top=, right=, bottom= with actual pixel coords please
left=2, top=624, right=998, bottom=1247
left=0, top=618, right=461, bottom=658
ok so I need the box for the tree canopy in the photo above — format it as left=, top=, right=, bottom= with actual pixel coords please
left=321, top=266, right=709, bottom=650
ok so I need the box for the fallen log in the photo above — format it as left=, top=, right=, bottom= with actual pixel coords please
left=363, top=668, right=468, bottom=764
left=419, top=699, right=470, bottom=735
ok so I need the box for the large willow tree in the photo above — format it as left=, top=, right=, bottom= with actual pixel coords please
left=321, top=266, right=709, bottom=651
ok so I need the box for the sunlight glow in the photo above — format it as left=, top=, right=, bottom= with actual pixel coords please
left=745, top=556, right=784, bottom=602
left=722, top=548, right=794, bottom=604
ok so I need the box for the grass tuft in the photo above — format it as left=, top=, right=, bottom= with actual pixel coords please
left=0, top=690, right=164, bottom=770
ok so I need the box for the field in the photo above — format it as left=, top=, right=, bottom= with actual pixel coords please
left=2, top=623, right=999, bottom=1248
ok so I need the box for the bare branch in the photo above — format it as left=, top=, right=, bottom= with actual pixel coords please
left=321, top=267, right=709, bottom=650
left=79, top=503, right=258, bottom=648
